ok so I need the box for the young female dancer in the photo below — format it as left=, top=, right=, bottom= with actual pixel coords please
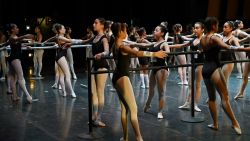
left=47, top=23, right=87, bottom=98
left=91, top=18, right=110, bottom=127
left=111, top=22, right=167, bottom=141
left=169, top=22, right=205, bottom=112
left=33, top=26, right=43, bottom=77
left=233, top=20, right=248, bottom=78
left=6, top=23, right=34, bottom=103
left=233, top=37, right=250, bottom=99
left=137, top=27, right=150, bottom=88
left=0, top=29, right=7, bottom=80
left=221, top=21, right=241, bottom=82
left=172, top=24, right=191, bottom=85
left=143, top=24, right=170, bottom=119
left=65, top=27, right=77, bottom=79
left=201, top=17, right=241, bottom=135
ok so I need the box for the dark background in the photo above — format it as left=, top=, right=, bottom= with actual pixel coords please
left=0, top=0, right=249, bottom=74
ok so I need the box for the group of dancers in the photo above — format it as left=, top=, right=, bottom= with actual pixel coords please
left=1, top=16, right=250, bottom=141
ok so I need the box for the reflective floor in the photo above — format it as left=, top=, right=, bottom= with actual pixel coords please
left=0, top=69, right=250, bottom=141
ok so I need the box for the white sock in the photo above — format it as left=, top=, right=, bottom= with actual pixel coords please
left=140, top=74, right=145, bottom=86
left=144, top=74, right=149, bottom=87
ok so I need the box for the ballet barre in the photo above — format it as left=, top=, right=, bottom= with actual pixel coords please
left=3, top=44, right=92, bottom=50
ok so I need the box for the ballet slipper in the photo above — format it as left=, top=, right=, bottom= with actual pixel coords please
left=232, top=126, right=242, bottom=135
left=93, top=120, right=106, bottom=127
left=27, top=96, right=32, bottom=104
left=234, top=93, right=244, bottom=100
left=207, top=124, right=218, bottom=130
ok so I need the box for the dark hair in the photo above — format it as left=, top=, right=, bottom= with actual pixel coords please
left=173, top=24, right=182, bottom=32
left=6, top=23, right=16, bottom=34
left=160, top=21, right=168, bottom=31
left=226, top=21, right=234, bottom=29
left=195, top=22, right=205, bottom=29
left=137, top=27, right=146, bottom=37
left=65, top=26, right=71, bottom=34
left=111, top=22, right=127, bottom=38
left=158, top=25, right=167, bottom=37
left=96, top=18, right=108, bottom=30
left=106, top=20, right=113, bottom=27
left=204, top=17, right=218, bottom=32
left=234, top=20, right=242, bottom=28
left=52, top=23, right=63, bottom=34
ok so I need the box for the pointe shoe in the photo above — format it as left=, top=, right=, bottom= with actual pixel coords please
left=143, top=104, right=151, bottom=113
left=71, top=92, right=76, bottom=98
left=141, top=85, right=145, bottom=89
left=234, top=93, right=244, bottom=100
left=232, top=126, right=242, bottom=135
left=157, top=112, right=164, bottom=119
left=207, top=124, right=218, bottom=130
left=27, top=96, right=32, bottom=104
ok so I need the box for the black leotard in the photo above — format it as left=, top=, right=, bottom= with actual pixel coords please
left=138, top=47, right=149, bottom=65
left=202, top=35, right=221, bottom=79
left=174, top=34, right=185, bottom=52
left=149, top=41, right=168, bottom=74
left=9, top=41, right=22, bottom=62
left=190, top=39, right=204, bottom=64
left=55, top=43, right=68, bottom=62
left=92, top=35, right=109, bottom=71
left=220, top=37, right=235, bottom=65
left=112, top=45, right=130, bottom=85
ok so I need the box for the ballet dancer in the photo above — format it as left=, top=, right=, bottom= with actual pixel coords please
left=172, top=24, right=192, bottom=85
left=33, top=26, right=44, bottom=77
left=111, top=22, right=167, bottom=141
left=233, top=20, right=248, bottom=79
left=144, top=24, right=170, bottom=119
left=0, top=29, right=7, bottom=80
left=137, top=27, right=150, bottom=88
left=201, top=17, right=241, bottom=135
left=6, top=23, right=33, bottom=103
left=170, top=22, right=205, bottom=112
left=91, top=18, right=110, bottom=127
left=45, top=23, right=88, bottom=98
left=65, top=27, right=77, bottom=79
left=221, top=21, right=241, bottom=83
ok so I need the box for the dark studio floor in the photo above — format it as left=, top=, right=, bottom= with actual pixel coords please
left=0, top=68, right=250, bottom=141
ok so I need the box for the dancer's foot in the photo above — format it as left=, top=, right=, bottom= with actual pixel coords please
left=178, top=102, right=190, bottom=110
left=157, top=112, right=164, bottom=119
left=194, top=105, right=202, bottom=112
left=27, top=96, right=32, bottom=104
left=72, top=74, right=77, bottom=80
left=51, top=83, right=58, bottom=89
left=71, top=92, right=76, bottom=98
left=234, top=93, right=244, bottom=100
left=143, top=104, right=151, bottom=113
left=207, top=124, right=218, bottom=130
left=93, top=120, right=106, bottom=127
left=232, top=125, right=242, bottom=135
